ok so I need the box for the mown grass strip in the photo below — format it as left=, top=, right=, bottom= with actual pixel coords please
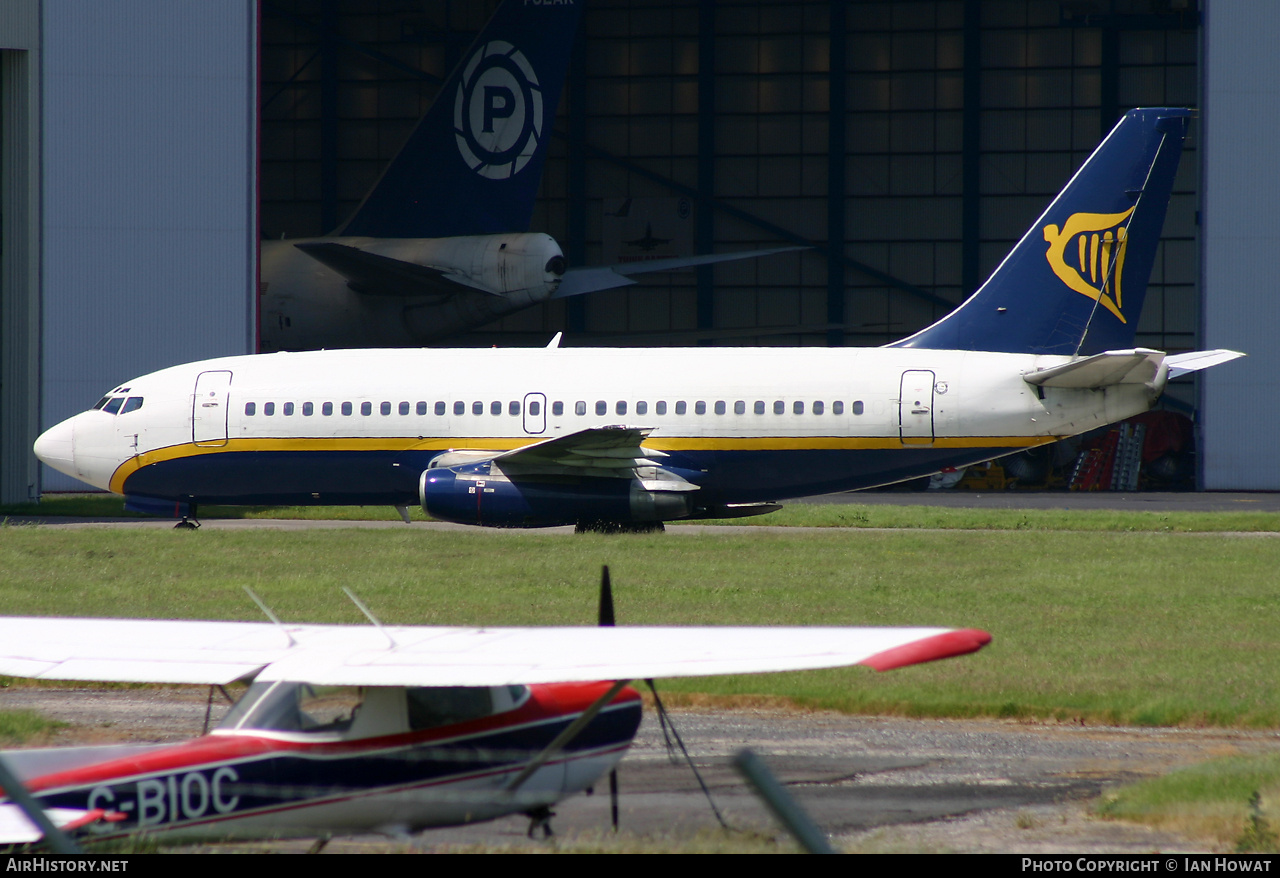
left=0, top=708, right=66, bottom=745
left=9, top=493, right=1280, bottom=532
left=1097, top=754, right=1280, bottom=851
left=0, top=526, right=1276, bottom=727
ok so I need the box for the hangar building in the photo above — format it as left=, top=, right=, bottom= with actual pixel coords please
left=1, top=0, right=1272, bottom=498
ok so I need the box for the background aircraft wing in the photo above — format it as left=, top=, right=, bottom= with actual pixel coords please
left=553, top=245, right=809, bottom=299
left=294, top=242, right=499, bottom=298
left=0, top=617, right=990, bottom=687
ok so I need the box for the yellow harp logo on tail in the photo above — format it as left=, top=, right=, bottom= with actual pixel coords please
left=1042, top=207, right=1135, bottom=323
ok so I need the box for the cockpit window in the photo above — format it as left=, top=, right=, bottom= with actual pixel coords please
left=93, top=396, right=111, bottom=410
left=120, top=397, right=144, bottom=414
left=103, top=397, right=124, bottom=415
left=219, top=681, right=363, bottom=734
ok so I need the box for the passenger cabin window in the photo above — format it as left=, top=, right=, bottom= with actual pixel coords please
left=302, top=402, right=313, bottom=416
left=552, top=401, right=563, bottom=416
left=407, top=687, right=495, bottom=730
left=454, top=401, right=465, bottom=416
left=656, top=401, right=667, bottom=415
left=361, top=402, right=372, bottom=416
left=832, top=401, right=844, bottom=415
left=528, top=400, right=540, bottom=416
left=675, top=401, right=687, bottom=415
left=509, top=401, right=521, bottom=416
left=754, top=401, right=765, bottom=415
left=322, top=402, right=333, bottom=416
left=774, top=400, right=785, bottom=415
left=695, top=401, right=707, bottom=415
left=399, top=402, right=410, bottom=416
left=243, top=402, right=255, bottom=416
left=472, top=401, right=483, bottom=416
left=852, top=400, right=864, bottom=415
left=264, top=402, right=275, bottom=416
left=341, top=402, right=353, bottom=416
left=433, top=402, right=445, bottom=416
left=593, top=400, right=605, bottom=416
left=121, top=397, right=144, bottom=414
left=382, top=402, right=393, bottom=416
left=283, top=402, right=294, bottom=416
left=490, top=401, right=502, bottom=416
left=813, top=401, right=824, bottom=415
left=793, top=401, right=805, bottom=415
left=616, top=401, right=627, bottom=416
left=714, top=401, right=725, bottom=415
left=636, top=401, right=647, bottom=415
left=575, top=401, right=586, bottom=416
left=734, top=401, right=746, bottom=415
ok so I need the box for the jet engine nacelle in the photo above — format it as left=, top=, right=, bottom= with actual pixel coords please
left=419, top=465, right=694, bottom=528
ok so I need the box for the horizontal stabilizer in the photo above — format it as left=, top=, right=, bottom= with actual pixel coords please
left=295, top=242, right=496, bottom=298
left=553, top=246, right=808, bottom=300
left=0, top=616, right=992, bottom=688
left=1165, top=349, right=1246, bottom=379
left=1023, top=348, right=1165, bottom=389
left=0, top=804, right=115, bottom=845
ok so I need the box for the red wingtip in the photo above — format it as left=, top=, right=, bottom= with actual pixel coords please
left=861, top=628, right=993, bottom=672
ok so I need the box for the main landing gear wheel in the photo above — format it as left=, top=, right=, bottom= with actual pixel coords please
left=525, top=806, right=555, bottom=839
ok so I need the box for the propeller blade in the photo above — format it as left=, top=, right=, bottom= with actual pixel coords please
left=609, top=768, right=619, bottom=832
left=598, top=565, right=616, bottom=627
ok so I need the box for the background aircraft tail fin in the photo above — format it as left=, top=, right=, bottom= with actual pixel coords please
left=891, top=108, right=1193, bottom=355
left=337, top=0, right=583, bottom=239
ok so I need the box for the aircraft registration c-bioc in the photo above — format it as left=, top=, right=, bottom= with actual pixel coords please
left=35, top=108, right=1242, bottom=529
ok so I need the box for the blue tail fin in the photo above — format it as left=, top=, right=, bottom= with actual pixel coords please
left=891, top=108, right=1193, bottom=355
left=337, top=0, right=583, bottom=239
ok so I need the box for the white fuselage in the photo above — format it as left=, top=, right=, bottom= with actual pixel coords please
left=35, top=345, right=1164, bottom=518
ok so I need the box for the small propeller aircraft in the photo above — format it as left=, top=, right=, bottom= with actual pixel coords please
left=0, top=582, right=991, bottom=848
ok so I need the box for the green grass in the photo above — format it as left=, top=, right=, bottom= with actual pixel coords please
left=0, top=525, right=1277, bottom=727
left=1097, top=755, right=1280, bottom=851
left=9, top=494, right=1280, bottom=531
left=0, top=708, right=65, bottom=745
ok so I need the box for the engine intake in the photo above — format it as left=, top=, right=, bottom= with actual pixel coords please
left=420, top=464, right=694, bottom=528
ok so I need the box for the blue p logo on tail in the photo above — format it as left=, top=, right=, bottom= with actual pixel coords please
left=339, top=0, right=582, bottom=239
left=454, top=41, right=545, bottom=180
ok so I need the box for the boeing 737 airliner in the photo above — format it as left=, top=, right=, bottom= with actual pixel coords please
left=36, top=108, right=1242, bottom=529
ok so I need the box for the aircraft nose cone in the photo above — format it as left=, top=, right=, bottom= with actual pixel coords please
left=34, top=418, right=76, bottom=477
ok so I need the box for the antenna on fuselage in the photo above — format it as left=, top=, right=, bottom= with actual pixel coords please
left=342, top=586, right=397, bottom=649
left=243, top=586, right=297, bottom=648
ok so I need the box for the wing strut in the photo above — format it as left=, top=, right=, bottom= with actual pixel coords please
left=503, top=678, right=633, bottom=797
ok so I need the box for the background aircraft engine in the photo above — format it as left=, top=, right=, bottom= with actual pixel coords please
left=419, top=465, right=694, bottom=528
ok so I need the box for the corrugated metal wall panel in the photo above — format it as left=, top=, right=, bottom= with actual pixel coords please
left=0, top=1, right=41, bottom=503
left=1200, top=0, right=1280, bottom=489
left=40, top=0, right=257, bottom=491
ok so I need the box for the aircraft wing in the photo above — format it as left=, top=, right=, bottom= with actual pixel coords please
left=0, top=617, right=991, bottom=688
left=294, top=242, right=498, bottom=299
left=553, top=246, right=809, bottom=299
